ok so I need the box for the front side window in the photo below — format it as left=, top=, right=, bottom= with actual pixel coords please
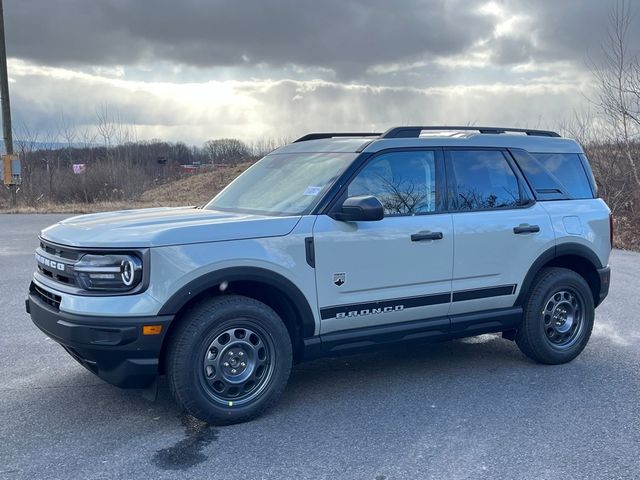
left=207, top=152, right=358, bottom=215
left=449, top=150, right=523, bottom=211
left=347, top=150, right=438, bottom=215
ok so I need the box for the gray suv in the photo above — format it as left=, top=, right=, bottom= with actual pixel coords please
left=27, top=126, right=612, bottom=424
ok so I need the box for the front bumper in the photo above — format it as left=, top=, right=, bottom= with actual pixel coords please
left=597, top=265, right=611, bottom=306
left=27, top=290, right=173, bottom=388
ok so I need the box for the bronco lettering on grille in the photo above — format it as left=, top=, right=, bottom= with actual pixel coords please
left=35, top=253, right=66, bottom=272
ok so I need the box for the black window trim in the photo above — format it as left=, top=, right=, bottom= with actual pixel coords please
left=318, top=147, right=447, bottom=218
left=443, top=147, right=535, bottom=214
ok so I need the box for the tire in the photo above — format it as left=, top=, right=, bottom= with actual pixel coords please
left=516, top=267, right=594, bottom=364
left=167, top=295, right=292, bottom=425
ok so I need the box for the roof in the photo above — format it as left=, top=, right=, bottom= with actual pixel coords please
left=273, top=127, right=584, bottom=155
left=273, top=137, right=374, bottom=154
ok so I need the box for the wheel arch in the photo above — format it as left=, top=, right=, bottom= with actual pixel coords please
left=157, top=267, right=317, bottom=366
left=515, top=243, right=604, bottom=308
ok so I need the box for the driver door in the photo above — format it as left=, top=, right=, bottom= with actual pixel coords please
left=312, top=149, right=454, bottom=335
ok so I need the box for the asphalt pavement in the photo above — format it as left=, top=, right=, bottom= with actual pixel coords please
left=1, top=214, right=639, bottom=480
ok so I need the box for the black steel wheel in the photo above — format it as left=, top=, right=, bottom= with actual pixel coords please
left=541, top=289, right=585, bottom=349
left=167, top=295, right=292, bottom=425
left=516, top=267, right=595, bottom=364
left=200, top=324, right=275, bottom=407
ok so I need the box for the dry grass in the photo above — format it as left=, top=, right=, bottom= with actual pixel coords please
left=614, top=216, right=640, bottom=251
left=140, top=163, right=250, bottom=206
left=0, top=163, right=251, bottom=214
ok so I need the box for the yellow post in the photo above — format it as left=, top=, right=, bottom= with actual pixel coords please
left=2, top=153, right=11, bottom=185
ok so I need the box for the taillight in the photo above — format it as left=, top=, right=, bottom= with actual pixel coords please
left=609, top=213, right=614, bottom=248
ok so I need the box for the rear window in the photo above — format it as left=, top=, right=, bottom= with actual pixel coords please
left=530, top=153, right=594, bottom=199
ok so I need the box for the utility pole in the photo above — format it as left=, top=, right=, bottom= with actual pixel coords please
left=0, top=0, right=17, bottom=206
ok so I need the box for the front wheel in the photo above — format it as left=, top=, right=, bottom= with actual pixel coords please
left=516, top=267, right=595, bottom=364
left=167, top=295, right=292, bottom=425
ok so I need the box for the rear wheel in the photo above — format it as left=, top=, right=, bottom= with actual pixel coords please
left=516, top=267, right=594, bottom=364
left=167, top=295, right=292, bottom=425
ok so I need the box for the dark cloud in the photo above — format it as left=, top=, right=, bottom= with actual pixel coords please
left=6, top=0, right=633, bottom=142
left=489, top=36, right=535, bottom=65
left=501, top=0, right=640, bottom=66
left=7, top=0, right=638, bottom=75
left=6, top=0, right=495, bottom=76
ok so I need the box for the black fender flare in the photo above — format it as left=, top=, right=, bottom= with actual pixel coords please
left=515, top=243, right=603, bottom=306
left=157, top=266, right=316, bottom=338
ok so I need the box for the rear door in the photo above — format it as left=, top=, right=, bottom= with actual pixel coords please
left=445, top=148, right=555, bottom=322
left=312, top=149, right=454, bottom=335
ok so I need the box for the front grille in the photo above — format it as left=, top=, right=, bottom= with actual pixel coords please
left=31, top=283, right=62, bottom=310
left=39, top=240, right=82, bottom=261
left=37, top=264, right=75, bottom=285
left=37, top=239, right=80, bottom=287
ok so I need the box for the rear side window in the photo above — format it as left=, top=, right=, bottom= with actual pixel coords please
left=530, top=153, right=594, bottom=199
left=448, top=150, right=525, bottom=211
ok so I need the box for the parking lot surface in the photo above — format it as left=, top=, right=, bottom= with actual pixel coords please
left=1, top=214, right=639, bottom=479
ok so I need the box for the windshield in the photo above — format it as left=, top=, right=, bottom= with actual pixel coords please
left=206, top=152, right=358, bottom=215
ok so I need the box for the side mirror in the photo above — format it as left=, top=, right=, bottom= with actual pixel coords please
left=330, top=195, right=384, bottom=222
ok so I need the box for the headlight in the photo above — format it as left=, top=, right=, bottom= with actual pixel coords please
left=74, top=254, right=143, bottom=291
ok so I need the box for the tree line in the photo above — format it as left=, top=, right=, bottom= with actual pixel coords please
left=1, top=132, right=285, bottom=205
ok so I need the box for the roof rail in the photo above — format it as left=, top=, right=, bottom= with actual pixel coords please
left=293, top=132, right=382, bottom=143
left=380, top=126, right=561, bottom=138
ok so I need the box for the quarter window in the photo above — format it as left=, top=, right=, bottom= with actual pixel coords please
left=531, top=153, right=594, bottom=199
left=347, top=151, right=438, bottom=215
left=449, top=150, right=523, bottom=210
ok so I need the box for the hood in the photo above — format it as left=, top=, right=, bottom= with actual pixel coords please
left=41, top=207, right=301, bottom=248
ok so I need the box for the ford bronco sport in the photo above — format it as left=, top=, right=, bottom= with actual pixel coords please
left=27, top=126, right=612, bottom=424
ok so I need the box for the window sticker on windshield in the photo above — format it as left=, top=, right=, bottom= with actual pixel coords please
left=303, top=186, right=323, bottom=196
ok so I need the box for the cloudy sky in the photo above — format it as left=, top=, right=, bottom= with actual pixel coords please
left=4, top=0, right=635, bottom=145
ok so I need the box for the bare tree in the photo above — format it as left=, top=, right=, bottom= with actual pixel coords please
left=248, top=137, right=290, bottom=157
left=203, top=138, right=251, bottom=165
left=95, top=104, right=117, bottom=151
left=590, top=0, right=640, bottom=189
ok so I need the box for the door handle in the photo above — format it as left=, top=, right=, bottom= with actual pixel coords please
left=513, top=224, right=540, bottom=234
left=411, top=231, right=443, bottom=241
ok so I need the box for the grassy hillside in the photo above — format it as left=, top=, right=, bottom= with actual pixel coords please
left=2, top=163, right=252, bottom=213
left=140, top=163, right=251, bottom=206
